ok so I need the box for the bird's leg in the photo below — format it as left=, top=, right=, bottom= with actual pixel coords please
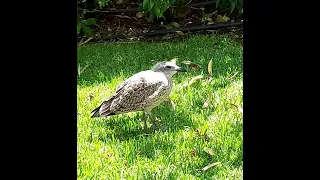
left=145, top=109, right=159, bottom=130
left=150, top=114, right=157, bottom=127
left=164, top=98, right=176, bottom=111
left=142, top=111, right=148, bottom=129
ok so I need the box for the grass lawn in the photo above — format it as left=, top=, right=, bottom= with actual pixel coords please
left=77, top=35, right=243, bottom=179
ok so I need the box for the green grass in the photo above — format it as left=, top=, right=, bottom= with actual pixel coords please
left=77, top=35, right=243, bottom=179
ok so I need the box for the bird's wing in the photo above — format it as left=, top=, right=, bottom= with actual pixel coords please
left=115, top=71, right=150, bottom=93
left=115, top=80, right=127, bottom=93
left=109, top=75, right=165, bottom=112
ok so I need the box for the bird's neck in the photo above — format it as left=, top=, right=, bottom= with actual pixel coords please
left=162, top=73, right=173, bottom=80
left=163, top=73, right=173, bottom=87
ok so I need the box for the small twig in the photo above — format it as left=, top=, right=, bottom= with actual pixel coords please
left=116, top=21, right=121, bottom=31
left=182, top=0, right=193, bottom=7
left=114, top=15, right=132, bottom=19
left=78, top=37, right=93, bottom=46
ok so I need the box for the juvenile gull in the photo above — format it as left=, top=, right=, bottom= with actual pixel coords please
left=91, top=61, right=187, bottom=128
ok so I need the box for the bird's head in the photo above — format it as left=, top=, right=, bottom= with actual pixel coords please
left=152, top=61, right=187, bottom=77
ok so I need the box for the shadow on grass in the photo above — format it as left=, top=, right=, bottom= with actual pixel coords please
left=95, top=104, right=194, bottom=142
left=85, top=75, right=241, bottom=143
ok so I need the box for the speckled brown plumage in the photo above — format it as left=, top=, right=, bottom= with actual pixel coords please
left=91, top=61, right=186, bottom=123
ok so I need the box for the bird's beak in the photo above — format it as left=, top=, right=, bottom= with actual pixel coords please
left=176, top=67, right=187, bottom=72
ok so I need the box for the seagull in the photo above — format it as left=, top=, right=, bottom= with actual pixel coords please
left=91, top=61, right=187, bottom=128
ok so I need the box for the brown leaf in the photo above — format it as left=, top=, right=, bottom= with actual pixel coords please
left=200, top=162, right=221, bottom=171
left=182, top=61, right=201, bottom=71
left=191, top=150, right=196, bottom=157
left=195, top=128, right=200, bottom=135
left=136, top=151, right=141, bottom=156
left=89, top=93, right=94, bottom=100
left=204, top=134, right=209, bottom=140
left=203, top=147, right=215, bottom=156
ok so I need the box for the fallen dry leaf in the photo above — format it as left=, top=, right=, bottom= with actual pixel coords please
left=191, top=150, right=196, bottom=157
left=188, top=75, right=203, bottom=85
left=182, top=61, right=201, bottom=71
left=180, top=75, right=204, bottom=89
left=203, top=147, right=215, bottom=156
left=207, top=59, right=213, bottom=80
left=200, top=162, right=221, bottom=171
left=226, top=71, right=239, bottom=80
left=204, top=134, right=209, bottom=140
left=89, top=93, right=94, bottom=100
left=136, top=151, right=141, bottom=156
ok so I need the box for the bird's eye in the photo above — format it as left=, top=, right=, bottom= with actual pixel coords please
left=165, top=65, right=171, bottom=69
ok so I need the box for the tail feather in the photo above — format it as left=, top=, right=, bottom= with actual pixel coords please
left=90, top=105, right=102, bottom=118
left=91, top=99, right=115, bottom=118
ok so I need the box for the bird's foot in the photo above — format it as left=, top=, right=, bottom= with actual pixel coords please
left=150, top=118, right=167, bottom=131
left=164, top=99, right=176, bottom=111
